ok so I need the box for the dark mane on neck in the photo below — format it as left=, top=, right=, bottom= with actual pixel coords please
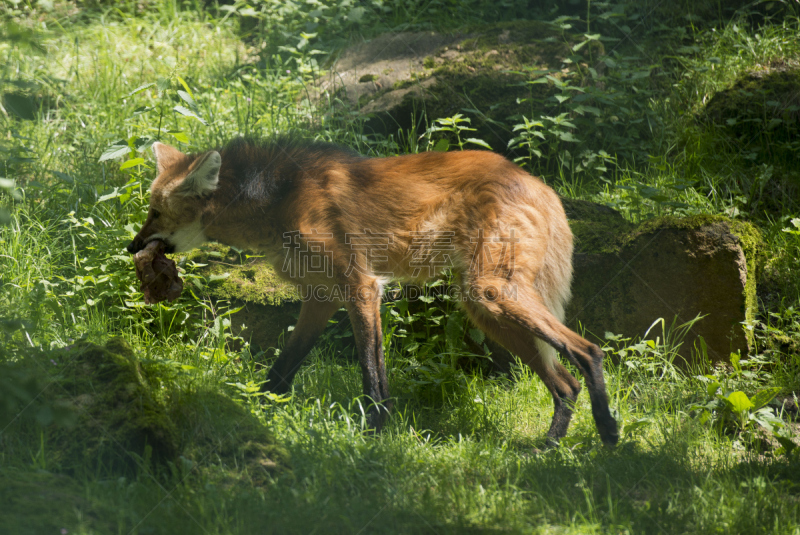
left=215, top=136, right=363, bottom=203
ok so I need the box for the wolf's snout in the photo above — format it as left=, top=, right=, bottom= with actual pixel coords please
left=127, top=239, right=143, bottom=254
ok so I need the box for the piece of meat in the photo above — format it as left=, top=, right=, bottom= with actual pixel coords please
left=133, top=240, right=183, bottom=304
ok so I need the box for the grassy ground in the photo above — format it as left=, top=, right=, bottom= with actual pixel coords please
left=1, top=1, right=800, bottom=533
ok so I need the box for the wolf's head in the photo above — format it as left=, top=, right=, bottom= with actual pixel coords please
left=126, top=143, right=220, bottom=254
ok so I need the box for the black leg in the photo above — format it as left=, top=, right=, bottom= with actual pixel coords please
left=346, top=285, right=391, bottom=431
left=264, top=298, right=341, bottom=394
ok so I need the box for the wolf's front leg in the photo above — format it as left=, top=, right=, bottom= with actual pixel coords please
left=264, top=298, right=341, bottom=394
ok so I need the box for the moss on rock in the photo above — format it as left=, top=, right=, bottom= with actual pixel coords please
left=564, top=208, right=761, bottom=363
left=183, top=244, right=302, bottom=352
left=562, top=197, right=636, bottom=254
left=702, top=62, right=800, bottom=165
left=41, top=338, right=179, bottom=474
left=186, top=243, right=299, bottom=306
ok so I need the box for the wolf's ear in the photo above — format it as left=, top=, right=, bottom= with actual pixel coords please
left=152, top=142, right=184, bottom=175
left=177, top=151, right=221, bottom=197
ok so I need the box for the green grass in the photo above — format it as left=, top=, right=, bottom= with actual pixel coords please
left=1, top=1, right=800, bottom=533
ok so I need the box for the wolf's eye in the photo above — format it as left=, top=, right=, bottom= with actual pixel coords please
left=152, top=210, right=161, bottom=219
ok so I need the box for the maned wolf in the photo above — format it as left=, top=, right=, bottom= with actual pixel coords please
left=127, top=138, right=619, bottom=447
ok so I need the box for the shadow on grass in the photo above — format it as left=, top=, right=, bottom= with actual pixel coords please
left=2, top=340, right=799, bottom=533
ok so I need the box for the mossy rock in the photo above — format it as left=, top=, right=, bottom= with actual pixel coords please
left=38, top=338, right=180, bottom=474
left=702, top=61, right=800, bottom=164
left=565, top=207, right=761, bottom=365
left=561, top=197, right=636, bottom=254
left=485, top=201, right=760, bottom=371
left=184, top=243, right=301, bottom=353
left=700, top=61, right=800, bottom=212
left=186, top=243, right=299, bottom=306
left=319, top=21, right=603, bottom=152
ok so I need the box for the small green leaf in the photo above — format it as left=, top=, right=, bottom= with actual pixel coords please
left=725, top=391, right=754, bottom=413
left=51, top=171, right=74, bottom=184
left=432, top=139, right=449, bottom=152
left=556, top=131, right=579, bottom=142
left=572, top=40, right=589, bottom=52
left=177, top=90, right=195, bottom=108
left=96, top=188, right=121, bottom=203
left=119, top=158, right=145, bottom=170
left=730, top=352, right=741, bottom=372
left=168, top=131, right=190, bottom=144
left=445, top=314, right=464, bottom=346
left=176, top=76, right=193, bottom=98
left=124, top=82, right=155, bottom=98
left=697, top=335, right=708, bottom=360
left=623, top=417, right=651, bottom=435
left=2, top=93, right=36, bottom=120
left=469, top=328, right=485, bottom=345
left=99, top=142, right=131, bottom=162
left=572, top=35, right=600, bottom=53
left=173, top=105, right=207, bottom=125
left=348, top=6, right=366, bottom=21
left=465, top=138, right=492, bottom=150
left=751, top=387, right=780, bottom=410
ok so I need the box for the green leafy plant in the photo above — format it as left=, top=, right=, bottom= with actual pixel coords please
left=100, top=75, right=208, bottom=168
left=380, top=276, right=492, bottom=406
left=689, top=351, right=793, bottom=451
left=689, top=379, right=784, bottom=447
left=424, top=114, right=492, bottom=152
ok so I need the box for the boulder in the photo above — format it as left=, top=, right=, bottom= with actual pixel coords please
left=186, top=244, right=301, bottom=354
left=702, top=60, right=800, bottom=166
left=699, top=60, right=800, bottom=213
left=317, top=21, right=601, bottom=152
left=562, top=199, right=760, bottom=365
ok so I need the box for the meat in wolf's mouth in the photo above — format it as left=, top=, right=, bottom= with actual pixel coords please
left=132, top=239, right=183, bottom=304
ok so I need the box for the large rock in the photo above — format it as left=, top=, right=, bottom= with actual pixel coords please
left=317, top=21, right=601, bottom=152
left=186, top=244, right=301, bottom=354
left=563, top=199, right=760, bottom=365
left=702, top=60, right=800, bottom=165
left=699, top=61, right=800, bottom=213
